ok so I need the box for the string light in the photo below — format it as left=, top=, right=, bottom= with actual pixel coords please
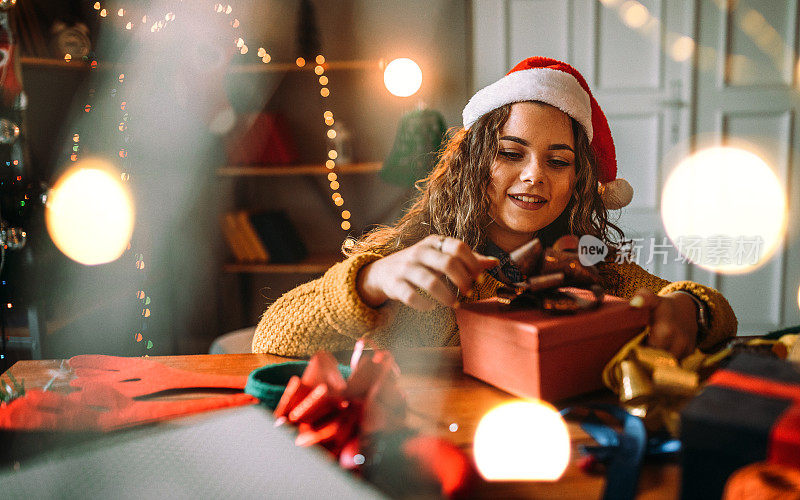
left=320, top=87, right=330, bottom=97
left=64, top=53, right=72, bottom=62
left=100, top=9, right=107, bottom=17
left=296, top=57, right=306, bottom=67
left=314, top=65, right=324, bottom=75
left=315, top=55, right=325, bottom=64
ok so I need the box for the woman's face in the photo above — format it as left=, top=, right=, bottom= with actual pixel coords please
left=486, top=101, right=577, bottom=252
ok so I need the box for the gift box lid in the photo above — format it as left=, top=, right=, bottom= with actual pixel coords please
left=457, top=290, right=649, bottom=351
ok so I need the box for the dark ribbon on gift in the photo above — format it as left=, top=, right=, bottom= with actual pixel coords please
left=561, top=404, right=648, bottom=500
left=707, top=369, right=800, bottom=469
left=494, top=235, right=605, bottom=314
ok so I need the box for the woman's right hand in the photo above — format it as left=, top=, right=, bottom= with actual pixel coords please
left=356, top=235, right=499, bottom=311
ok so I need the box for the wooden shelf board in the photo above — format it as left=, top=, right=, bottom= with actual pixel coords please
left=20, top=57, right=118, bottom=70
left=228, top=59, right=383, bottom=74
left=218, top=161, right=382, bottom=177
left=223, top=254, right=343, bottom=274
left=20, top=58, right=382, bottom=74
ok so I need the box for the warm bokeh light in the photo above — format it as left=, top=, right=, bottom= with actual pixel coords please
left=669, top=36, right=695, bottom=62
left=383, top=58, right=422, bottom=97
left=46, top=161, right=135, bottom=266
left=473, top=400, right=570, bottom=481
left=661, top=146, right=787, bottom=274
left=620, top=1, right=649, bottom=28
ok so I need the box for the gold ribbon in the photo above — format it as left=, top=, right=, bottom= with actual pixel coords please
left=602, top=331, right=799, bottom=436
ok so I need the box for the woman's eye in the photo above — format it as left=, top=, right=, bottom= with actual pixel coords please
left=498, top=150, right=523, bottom=160
left=549, top=158, right=572, bottom=168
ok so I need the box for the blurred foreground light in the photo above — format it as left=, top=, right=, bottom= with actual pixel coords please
left=46, top=160, right=135, bottom=266
left=661, top=146, right=786, bottom=274
left=383, top=58, right=422, bottom=97
left=473, top=400, right=570, bottom=481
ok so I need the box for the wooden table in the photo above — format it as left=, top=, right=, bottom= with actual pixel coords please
left=2, top=349, right=679, bottom=499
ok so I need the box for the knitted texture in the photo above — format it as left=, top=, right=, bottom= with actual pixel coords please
left=252, top=255, right=738, bottom=357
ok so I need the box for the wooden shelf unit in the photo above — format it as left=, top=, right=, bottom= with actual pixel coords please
left=222, top=254, right=343, bottom=274
left=217, top=161, right=381, bottom=177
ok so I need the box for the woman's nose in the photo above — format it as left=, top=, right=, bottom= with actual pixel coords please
left=519, top=156, right=545, bottom=185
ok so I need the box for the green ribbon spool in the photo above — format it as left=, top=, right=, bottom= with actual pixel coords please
left=245, top=361, right=352, bottom=410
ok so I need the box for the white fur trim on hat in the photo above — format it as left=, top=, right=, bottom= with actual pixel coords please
left=462, top=68, right=593, bottom=140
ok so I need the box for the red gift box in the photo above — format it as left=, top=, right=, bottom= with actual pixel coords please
left=455, top=290, right=649, bottom=402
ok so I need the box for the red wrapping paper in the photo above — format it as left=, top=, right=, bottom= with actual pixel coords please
left=0, top=355, right=256, bottom=432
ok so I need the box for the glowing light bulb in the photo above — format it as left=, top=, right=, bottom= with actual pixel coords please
left=125, top=22, right=132, bottom=30
left=383, top=58, right=422, bottom=97
left=257, top=47, right=266, bottom=57
left=325, top=160, right=335, bottom=169
left=328, top=150, right=338, bottom=160
left=319, top=75, right=328, bottom=85
left=334, top=198, right=345, bottom=206
left=327, top=129, right=337, bottom=139
left=314, top=65, right=324, bottom=75
left=315, top=55, right=325, bottom=64
left=100, top=9, right=107, bottom=17
left=330, top=181, right=340, bottom=190
left=46, top=161, right=135, bottom=266
left=327, top=173, right=337, bottom=181
left=320, top=87, right=330, bottom=97
left=473, top=400, right=570, bottom=481
left=64, top=53, right=72, bottom=62
left=262, top=54, right=271, bottom=63
left=117, top=8, right=124, bottom=16
left=341, top=210, right=351, bottom=220
left=296, top=57, right=306, bottom=67
left=94, top=2, right=101, bottom=10
left=341, top=221, right=351, bottom=230
left=661, top=146, right=787, bottom=273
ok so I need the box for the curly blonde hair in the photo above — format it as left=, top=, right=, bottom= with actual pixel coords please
left=345, top=103, right=623, bottom=256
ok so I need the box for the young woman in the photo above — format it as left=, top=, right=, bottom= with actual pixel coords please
left=252, top=57, right=737, bottom=358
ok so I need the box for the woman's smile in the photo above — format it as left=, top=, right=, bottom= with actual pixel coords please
left=508, top=193, right=548, bottom=210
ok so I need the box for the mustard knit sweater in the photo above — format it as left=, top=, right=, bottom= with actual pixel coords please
left=252, top=252, right=738, bottom=357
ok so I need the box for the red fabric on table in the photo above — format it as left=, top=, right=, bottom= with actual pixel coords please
left=0, top=355, right=257, bottom=432
left=708, top=369, right=800, bottom=469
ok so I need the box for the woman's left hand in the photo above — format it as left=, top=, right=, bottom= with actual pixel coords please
left=629, top=287, right=699, bottom=359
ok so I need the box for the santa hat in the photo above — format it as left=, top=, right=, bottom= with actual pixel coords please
left=462, top=57, right=633, bottom=210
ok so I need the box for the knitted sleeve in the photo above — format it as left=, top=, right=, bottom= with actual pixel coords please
left=251, top=252, right=390, bottom=357
left=600, top=261, right=738, bottom=350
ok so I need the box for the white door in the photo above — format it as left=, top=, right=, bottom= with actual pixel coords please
left=471, top=0, right=696, bottom=281
left=693, top=0, right=800, bottom=334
